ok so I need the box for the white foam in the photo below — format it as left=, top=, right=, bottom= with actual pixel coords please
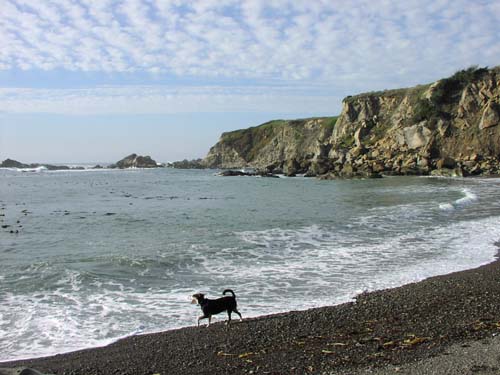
left=439, top=203, right=455, bottom=211
left=0, top=272, right=196, bottom=361
left=1, top=181, right=500, bottom=362
left=0, top=166, right=121, bottom=174
left=455, top=188, right=478, bottom=206
left=440, top=188, right=478, bottom=210
left=0, top=166, right=48, bottom=173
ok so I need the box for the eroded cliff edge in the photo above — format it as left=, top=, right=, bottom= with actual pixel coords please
left=204, top=66, right=500, bottom=178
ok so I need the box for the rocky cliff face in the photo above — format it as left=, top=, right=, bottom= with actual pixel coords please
left=204, top=118, right=337, bottom=175
left=324, top=66, right=500, bottom=178
left=204, top=66, right=500, bottom=177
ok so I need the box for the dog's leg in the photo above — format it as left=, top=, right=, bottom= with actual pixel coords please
left=233, top=308, right=243, bottom=321
left=208, top=315, right=212, bottom=326
left=226, top=310, right=232, bottom=325
left=198, top=315, right=208, bottom=327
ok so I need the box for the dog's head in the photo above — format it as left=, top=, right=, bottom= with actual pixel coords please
left=191, top=293, right=205, bottom=304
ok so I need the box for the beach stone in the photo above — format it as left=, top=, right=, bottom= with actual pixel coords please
left=0, top=369, right=52, bottom=375
left=436, top=157, right=456, bottom=169
left=417, top=156, right=429, bottom=168
left=340, top=163, right=355, bottom=177
left=430, top=167, right=464, bottom=177
left=372, top=161, right=385, bottom=173
left=284, top=159, right=300, bottom=176
left=469, top=164, right=483, bottom=175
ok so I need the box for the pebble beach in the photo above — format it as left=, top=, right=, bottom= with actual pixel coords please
left=2, top=251, right=500, bottom=375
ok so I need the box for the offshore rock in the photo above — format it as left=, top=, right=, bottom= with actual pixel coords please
left=111, top=154, right=159, bottom=169
left=0, top=159, right=30, bottom=168
left=217, top=169, right=279, bottom=178
left=168, top=159, right=205, bottom=169
left=217, top=170, right=254, bottom=177
left=1, top=159, right=79, bottom=171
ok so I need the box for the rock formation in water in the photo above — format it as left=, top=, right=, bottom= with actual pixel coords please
left=167, top=158, right=205, bottom=169
left=110, top=154, right=159, bottom=169
left=0, top=159, right=71, bottom=170
left=0, top=159, right=30, bottom=168
left=204, top=66, right=500, bottom=178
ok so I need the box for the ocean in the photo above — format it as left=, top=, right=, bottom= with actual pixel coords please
left=1, top=167, right=500, bottom=361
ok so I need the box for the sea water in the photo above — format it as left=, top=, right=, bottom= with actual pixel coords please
left=1, top=168, right=500, bottom=361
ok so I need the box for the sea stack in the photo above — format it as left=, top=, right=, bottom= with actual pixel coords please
left=111, top=154, right=159, bottom=169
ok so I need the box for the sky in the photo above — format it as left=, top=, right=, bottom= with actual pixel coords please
left=0, top=0, right=499, bottom=163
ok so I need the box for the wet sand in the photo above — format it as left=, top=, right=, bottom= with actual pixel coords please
left=2, top=256, right=500, bottom=375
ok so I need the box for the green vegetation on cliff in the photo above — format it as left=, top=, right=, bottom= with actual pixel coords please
left=432, top=65, right=489, bottom=105
left=343, top=84, right=431, bottom=105
left=220, top=120, right=288, bottom=162
left=413, top=66, right=490, bottom=122
left=205, top=117, right=338, bottom=169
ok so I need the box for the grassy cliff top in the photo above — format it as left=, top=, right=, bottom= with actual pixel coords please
left=343, top=65, right=499, bottom=105
left=215, top=116, right=338, bottom=163
left=220, top=116, right=338, bottom=140
left=342, top=84, right=432, bottom=104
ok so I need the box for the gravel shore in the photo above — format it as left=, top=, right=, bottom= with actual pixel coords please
left=2, top=256, right=500, bottom=375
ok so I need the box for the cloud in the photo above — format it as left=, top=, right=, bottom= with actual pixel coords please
left=0, top=85, right=343, bottom=115
left=0, top=0, right=498, bottom=84
left=0, top=0, right=498, bottom=117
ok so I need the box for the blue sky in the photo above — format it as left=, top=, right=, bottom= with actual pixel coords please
left=1, top=0, right=499, bottom=163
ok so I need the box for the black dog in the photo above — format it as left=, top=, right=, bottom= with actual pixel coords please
left=191, top=289, right=242, bottom=326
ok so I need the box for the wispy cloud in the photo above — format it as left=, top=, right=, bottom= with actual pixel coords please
left=1, top=0, right=499, bottom=79
left=0, top=0, right=499, bottom=115
left=0, top=85, right=342, bottom=114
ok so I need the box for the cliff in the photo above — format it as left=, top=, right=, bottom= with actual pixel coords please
left=204, top=118, right=338, bottom=175
left=204, top=66, right=500, bottom=177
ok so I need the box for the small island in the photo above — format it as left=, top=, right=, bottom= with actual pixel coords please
left=108, top=153, right=160, bottom=169
left=0, top=158, right=81, bottom=171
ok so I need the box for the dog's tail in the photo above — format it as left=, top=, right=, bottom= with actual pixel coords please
left=222, top=289, right=236, bottom=297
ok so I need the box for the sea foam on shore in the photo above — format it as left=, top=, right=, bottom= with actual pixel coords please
left=1, top=170, right=500, bottom=362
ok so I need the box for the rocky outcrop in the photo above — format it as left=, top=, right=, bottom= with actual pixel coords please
left=0, top=159, right=30, bottom=168
left=110, top=154, right=159, bottom=169
left=204, top=66, right=500, bottom=178
left=1, top=156, right=161, bottom=170
left=167, top=159, right=205, bottom=169
left=217, top=169, right=279, bottom=177
left=1, top=159, right=70, bottom=171
left=203, top=118, right=337, bottom=176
